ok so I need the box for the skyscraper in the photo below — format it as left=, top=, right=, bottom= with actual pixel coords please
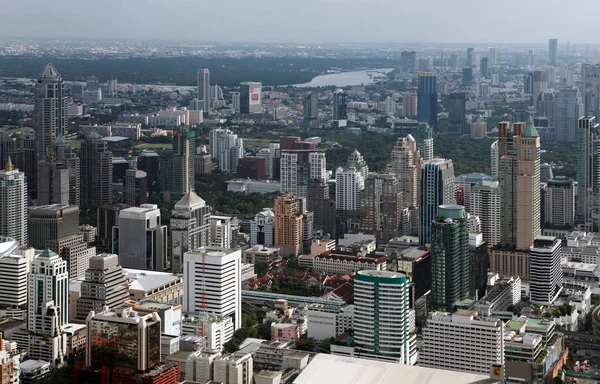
left=462, top=68, right=473, bottom=86
left=480, top=57, right=489, bottom=78
left=490, top=140, right=499, bottom=177
left=581, top=64, right=600, bottom=120
left=419, top=158, right=456, bottom=245
left=415, top=123, right=434, bottom=161
left=360, top=174, right=403, bottom=243
left=170, top=192, right=211, bottom=274
left=197, top=68, right=210, bottom=113
left=280, top=150, right=326, bottom=199
left=332, top=89, right=347, bottom=120
left=335, top=167, right=364, bottom=217
left=466, top=48, right=474, bottom=68
left=55, top=135, right=80, bottom=207
left=576, top=116, right=600, bottom=231
left=28, top=204, right=79, bottom=250
left=37, top=159, right=70, bottom=206
left=430, top=205, right=470, bottom=312
left=489, top=47, right=497, bottom=65
left=34, top=62, right=67, bottom=159
left=400, top=51, right=417, bottom=73
left=555, top=87, right=583, bottom=143
left=417, top=73, right=437, bottom=129
left=114, top=204, right=168, bottom=271
left=549, top=38, right=558, bottom=66
left=530, top=236, right=562, bottom=305
left=0, top=158, right=27, bottom=247
left=209, top=128, right=244, bottom=173
left=124, top=169, right=148, bottom=206
left=388, top=135, right=422, bottom=210
left=497, top=119, right=541, bottom=249
left=239, top=81, right=262, bottom=115
left=80, top=131, right=113, bottom=210
left=470, top=180, right=501, bottom=247
left=75, top=253, right=129, bottom=322
left=274, top=194, right=304, bottom=257
left=303, top=92, right=318, bottom=128
left=446, top=93, right=467, bottom=134
left=353, top=270, right=417, bottom=364
left=183, top=247, right=242, bottom=333
left=163, top=125, right=195, bottom=201
left=402, top=94, right=418, bottom=118
left=545, top=176, right=575, bottom=229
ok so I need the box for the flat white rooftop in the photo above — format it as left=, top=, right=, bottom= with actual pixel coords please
left=293, top=354, right=497, bottom=384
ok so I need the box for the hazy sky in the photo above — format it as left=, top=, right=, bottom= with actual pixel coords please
left=2, top=0, right=600, bottom=44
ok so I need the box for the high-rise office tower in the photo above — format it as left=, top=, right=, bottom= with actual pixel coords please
left=402, top=93, right=418, bottom=118
left=417, top=73, right=437, bottom=129
left=497, top=119, right=541, bottom=249
left=490, top=120, right=541, bottom=281
left=466, top=48, right=474, bottom=67
left=80, top=131, right=113, bottom=210
left=489, top=47, right=497, bottom=65
left=532, top=70, right=548, bottom=107
left=576, top=117, right=600, bottom=231
left=545, top=176, right=575, bottom=229
left=28, top=204, right=78, bottom=249
left=360, top=174, right=403, bottom=243
left=163, top=125, right=195, bottom=201
left=400, top=50, right=417, bottom=73
left=250, top=208, right=275, bottom=246
left=555, top=87, right=583, bottom=143
left=549, top=38, right=558, bottom=66
left=34, top=62, right=67, bottom=159
left=170, top=192, right=211, bottom=274
left=353, top=270, right=417, bottom=364
left=388, top=135, right=422, bottom=210
left=462, top=67, right=473, bottom=86
left=28, top=249, right=69, bottom=330
left=447, top=93, right=467, bottom=134
left=450, top=51, right=459, bottom=70
left=335, top=166, right=364, bottom=219
left=183, top=247, right=242, bottom=333
left=415, top=123, right=434, bottom=161
left=491, top=140, right=499, bottom=177
left=37, top=158, right=69, bottom=206
left=280, top=150, right=326, bottom=199
left=124, top=169, right=148, bottom=206
left=480, top=57, right=489, bottom=78
left=113, top=204, right=168, bottom=271
left=307, top=179, right=335, bottom=236
left=239, top=81, right=262, bottom=115
left=430, top=205, right=470, bottom=312
left=419, top=159, right=456, bottom=245
left=303, top=92, right=318, bottom=127
left=582, top=64, right=600, bottom=120
left=470, top=180, right=501, bottom=247
left=0, top=239, right=33, bottom=308
left=274, top=194, right=304, bottom=257
left=0, top=128, right=36, bottom=197
left=419, top=310, right=504, bottom=374
left=95, top=203, right=129, bottom=253
left=231, top=91, right=241, bottom=113
left=332, top=89, right=347, bottom=120
left=346, top=149, right=369, bottom=180
left=530, top=236, right=562, bottom=305
left=55, top=135, right=80, bottom=206
left=197, top=68, right=210, bottom=113
left=75, top=253, right=129, bottom=322
left=0, top=158, right=27, bottom=247
left=47, top=231, right=95, bottom=280
left=209, top=128, right=244, bottom=173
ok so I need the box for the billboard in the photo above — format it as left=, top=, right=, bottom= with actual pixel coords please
left=249, top=86, right=261, bottom=105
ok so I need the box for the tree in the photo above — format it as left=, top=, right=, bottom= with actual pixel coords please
left=295, top=337, right=317, bottom=352
left=255, top=261, right=270, bottom=277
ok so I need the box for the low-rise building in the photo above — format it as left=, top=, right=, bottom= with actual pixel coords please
left=299, top=250, right=387, bottom=275
left=473, top=274, right=522, bottom=316
left=306, top=303, right=354, bottom=341
left=123, top=269, right=184, bottom=304
left=244, top=246, right=281, bottom=266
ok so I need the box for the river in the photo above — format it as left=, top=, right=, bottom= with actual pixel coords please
left=293, top=68, right=394, bottom=88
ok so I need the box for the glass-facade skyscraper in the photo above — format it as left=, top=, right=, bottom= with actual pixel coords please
left=417, top=72, right=437, bottom=129
left=419, top=158, right=456, bottom=245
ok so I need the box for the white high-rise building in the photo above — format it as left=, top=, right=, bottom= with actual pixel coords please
left=388, top=135, right=422, bottom=209
left=346, top=149, right=369, bottom=180
left=490, top=140, right=499, bottom=177
left=335, top=167, right=364, bottom=213
left=210, top=215, right=232, bottom=248
left=231, top=92, right=240, bottom=113
left=171, top=192, right=212, bottom=274
left=545, top=176, right=575, bottom=228
left=419, top=310, right=504, bottom=374
left=489, top=47, right=497, bottom=65
left=470, top=181, right=501, bottom=247
left=353, top=270, right=417, bottom=364
left=530, top=236, right=562, bottom=305
left=197, top=68, right=210, bottom=113
left=183, top=247, right=242, bottom=339
left=250, top=208, right=275, bottom=246
left=0, top=238, right=34, bottom=308
left=555, top=87, right=583, bottom=143
left=280, top=151, right=326, bottom=198
left=28, top=249, right=69, bottom=330
left=209, top=128, right=244, bottom=173
left=0, top=158, right=27, bottom=247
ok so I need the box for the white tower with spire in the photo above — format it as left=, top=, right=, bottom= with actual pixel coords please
left=34, top=61, right=67, bottom=159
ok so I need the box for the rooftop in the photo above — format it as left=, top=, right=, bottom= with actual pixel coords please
left=293, top=354, right=495, bottom=384
left=123, top=268, right=181, bottom=292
